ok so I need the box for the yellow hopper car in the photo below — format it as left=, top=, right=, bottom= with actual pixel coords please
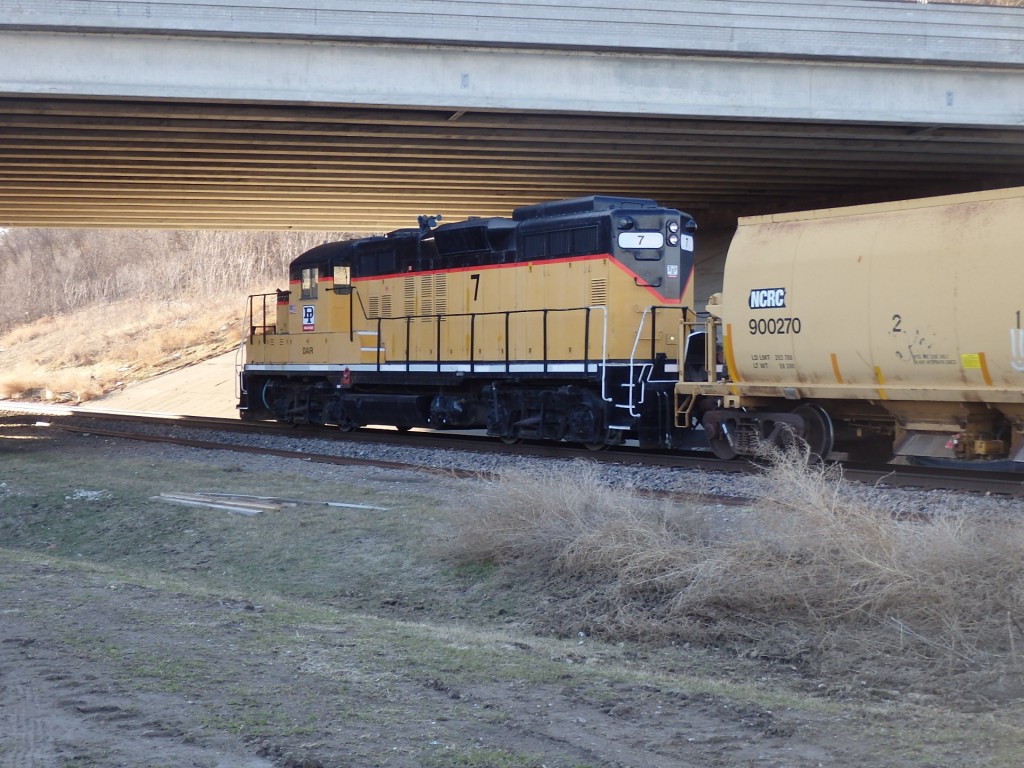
left=677, top=186, right=1024, bottom=467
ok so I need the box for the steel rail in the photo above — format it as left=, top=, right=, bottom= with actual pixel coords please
left=5, top=401, right=1024, bottom=499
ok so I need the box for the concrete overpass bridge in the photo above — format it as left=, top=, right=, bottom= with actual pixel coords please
left=1, top=0, right=1023, bottom=233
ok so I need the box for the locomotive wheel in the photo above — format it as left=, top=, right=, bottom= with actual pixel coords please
left=793, top=404, right=834, bottom=462
left=582, top=441, right=608, bottom=452
left=500, top=435, right=523, bottom=445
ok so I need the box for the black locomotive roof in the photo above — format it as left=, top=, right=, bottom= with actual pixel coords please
left=289, top=239, right=356, bottom=270
left=288, top=194, right=688, bottom=274
left=432, top=216, right=515, bottom=232
left=289, top=227, right=422, bottom=270
left=431, top=216, right=517, bottom=254
left=512, top=195, right=660, bottom=222
left=386, top=227, right=421, bottom=239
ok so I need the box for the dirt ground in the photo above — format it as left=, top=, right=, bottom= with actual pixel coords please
left=2, top=418, right=1022, bottom=768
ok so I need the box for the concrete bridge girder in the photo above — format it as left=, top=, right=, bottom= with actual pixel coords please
left=1, top=31, right=1020, bottom=127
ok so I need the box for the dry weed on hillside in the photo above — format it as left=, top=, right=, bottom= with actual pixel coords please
left=0, top=228, right=341, bottom=401
left=0, top=293, right=249, bottom=401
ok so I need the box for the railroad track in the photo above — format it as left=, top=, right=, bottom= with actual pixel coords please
left=4, top=401, right=1024, bottom=500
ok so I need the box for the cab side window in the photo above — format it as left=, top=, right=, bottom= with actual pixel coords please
left=301, top=267, right=318, bottom=299
left=333, top=264, right=351, bottom=293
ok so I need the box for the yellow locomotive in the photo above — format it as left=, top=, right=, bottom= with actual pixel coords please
left=240, top=196, right=699, bottom=449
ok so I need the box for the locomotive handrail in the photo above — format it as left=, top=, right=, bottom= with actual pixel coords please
left=626, top=305, right=692, bottom=372
left=246, top=292, right=278, bottom=343
left=674, top=312, right=726, bottom=430
left=360, top=305, right=609, bottom=376
left=679, top=312, right=721, bottom=384
left=623, top=305, right=694, bottom=417
left=633, top=276, right=663, bottom=289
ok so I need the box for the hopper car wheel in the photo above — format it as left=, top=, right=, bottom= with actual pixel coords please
left=583, top=442, right=608, bottom=452
left=500, top=436, right=523, bottom=445
left=707, top=420, right=738, bottom=461
left=793, top=404, right=834, bottom=462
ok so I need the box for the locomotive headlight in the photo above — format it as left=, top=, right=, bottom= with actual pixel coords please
left=617, top=216, right=635, bottom=230
left=667, top=221, right=680, bottom=234
left=667, top=233, right=680, bottom=246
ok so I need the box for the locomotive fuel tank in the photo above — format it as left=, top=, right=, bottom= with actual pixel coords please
left=683, top=186, right=1024, bottom=463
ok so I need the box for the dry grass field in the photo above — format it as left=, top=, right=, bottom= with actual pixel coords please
left=3, top=424, right=1024, bottom=767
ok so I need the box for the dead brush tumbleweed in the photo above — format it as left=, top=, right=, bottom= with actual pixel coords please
left=452, top=451, right=1024, bottom=697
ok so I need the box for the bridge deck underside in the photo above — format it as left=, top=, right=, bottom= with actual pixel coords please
left=2, top=97, right=1023, bottom=231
